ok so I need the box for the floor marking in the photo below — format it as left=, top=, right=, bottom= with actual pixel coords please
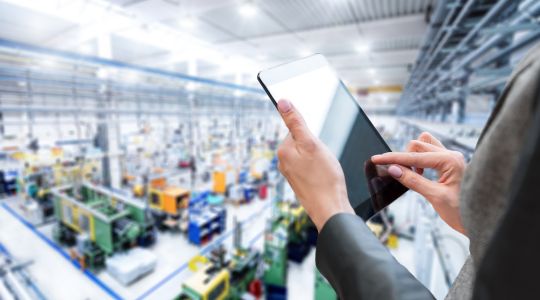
left=1, top=203, right=123, bottom=300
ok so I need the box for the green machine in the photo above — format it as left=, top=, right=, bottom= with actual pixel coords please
left=262, top=217, right=288, bottom=288
left=51, top=181, right=156, bottom=270
left=177, top=219, right=262, bottom=300
left=314, top=269, right=337, bottom=300
left=263, top=201, right=313, bottom=299
left=228, top=247, right=261, bottom=299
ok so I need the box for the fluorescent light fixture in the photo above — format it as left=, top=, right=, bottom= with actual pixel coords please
left=179, top=16, right=196, bottom=29
left=40, top=58, right=58, bottom=67
left=239, top=2, right=257, bottom=18
left=299, top=49, right=312, bottom=57
left=79, top=44, right=93, bottom=54
left=124, top=71, right=139, bottom=82
left=3, top=0, right=263, bottom=78
left=355, top=44, right=370, bottom=53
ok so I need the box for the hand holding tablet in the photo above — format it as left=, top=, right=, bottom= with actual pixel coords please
left=258, top=54, right=408, bottom=221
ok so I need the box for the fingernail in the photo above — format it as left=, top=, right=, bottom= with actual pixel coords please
left=388, top=165, right=402, bottom=178
left=371, top=154, right=381, bottom=160
left=277, top=99, right=291, bottom=113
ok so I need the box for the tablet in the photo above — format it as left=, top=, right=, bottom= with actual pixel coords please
left=258, top=54, right=408, bottom=220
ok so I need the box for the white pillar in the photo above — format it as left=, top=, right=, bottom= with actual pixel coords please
left=97, top=33, right=121, bottom=189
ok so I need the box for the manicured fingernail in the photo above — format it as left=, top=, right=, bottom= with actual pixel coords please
left=277, top=99, right=291, bottom=113
left=371, top=154, right=381, bottom=160
left=388, top=165, right=402, bottom=178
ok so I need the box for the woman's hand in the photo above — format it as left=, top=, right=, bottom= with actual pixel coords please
left=276, top=99, right=355, bottom=231
left=371, top=132, right=467, bottom=235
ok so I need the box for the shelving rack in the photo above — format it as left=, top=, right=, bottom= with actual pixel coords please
left=398, top=0, right=540, bottom=122
left=187, top=191, right=226, bottom=246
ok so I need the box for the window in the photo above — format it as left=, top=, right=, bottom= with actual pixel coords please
left=79, top=213, right=90, bottom=233
left=63, top=205, right=73, bottom=224
left=151, top=192, right=160, bottom=206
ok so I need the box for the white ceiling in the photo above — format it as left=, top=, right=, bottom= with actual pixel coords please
left=0, top=0, right=432, bottom=88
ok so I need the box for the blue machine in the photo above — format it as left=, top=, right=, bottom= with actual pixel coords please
left=243, top=184, right=257, bottom=203
left=1, top=169, right=18, bottom=196
left=187, top=191, right=226, bottom=245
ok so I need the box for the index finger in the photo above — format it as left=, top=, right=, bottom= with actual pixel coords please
left=418, top=132, right=445, bottom=149
left=371, top=152, right=445, bottom=169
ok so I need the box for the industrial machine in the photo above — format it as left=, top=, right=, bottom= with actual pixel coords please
left=127, top=174, right=191, bottom=231
left=178, top=259, right=230, bottom=300
left=187, top=192, right=226, bottom=246
left=178, top=219, right=262, bottom=300
left=0, top=152, right=18, bottom=196
left=21, top=168, right=55, bottom=222
left=148, top=178, right=191, bottom=231
left=263, top=201, right=314, bottom=299
left=51, top=182, right=156, bottom=270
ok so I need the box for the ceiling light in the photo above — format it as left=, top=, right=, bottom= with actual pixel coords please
left=299, top=49, right=312, bottom=57
left=355, top=44, right=370, bottom=53
left=79, top=44, right=93, bottom=55
left=368, top=68, right=376, bottom=75
left=40, top=58, right=58, bottom=67
left=179, top=16, right=196, bottom=29
left=239, top=2, right=258, bottom=18
left=186, top=82, right=197, bottom=91
left=373, top=79, right=381, bottom=85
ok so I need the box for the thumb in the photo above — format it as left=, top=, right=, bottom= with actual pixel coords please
left=277, top=99, right=312, bottom=142
left=387, top=164, right=438, bottom=199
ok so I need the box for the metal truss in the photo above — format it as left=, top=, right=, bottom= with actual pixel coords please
left=398, top=0, right=540, bottom=121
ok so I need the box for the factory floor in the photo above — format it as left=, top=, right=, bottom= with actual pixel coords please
left=0, top=194, right=272, bottom=300
left=0, top=190, right=433, bottom=300
left=0, top=193, right=329, bottom=300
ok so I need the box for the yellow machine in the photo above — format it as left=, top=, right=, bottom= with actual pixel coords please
left=179, top=262, right=230, bottom=300
left=149, top=186, right=190, bottom=215
left=212, top=171, right=227, bottom=194
left=133, top=184, right=145, bottom=197
left=278, top=202, right=308, bottom=233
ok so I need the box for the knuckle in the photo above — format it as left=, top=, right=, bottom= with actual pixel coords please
left=403, top=171, right=418, bottom=187
left=287, top=116, right=303, bottom=131
left=277, top=147, right=288, bottom=161
left=419, top=132, right=431, bottom=141
left=407, top=140, right=418, bottom=151
left=302, top=138, right=318, bottom=153
left=450, top=151, right=465, bottom=165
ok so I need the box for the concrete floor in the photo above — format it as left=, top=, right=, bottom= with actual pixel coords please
left=0, top=189, right=457, bottom=300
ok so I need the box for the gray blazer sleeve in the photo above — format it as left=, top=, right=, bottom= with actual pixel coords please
left=316, top=213, right=435, bottom=300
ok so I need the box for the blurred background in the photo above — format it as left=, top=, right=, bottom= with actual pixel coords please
left=0, top=0, right=538, bottom=299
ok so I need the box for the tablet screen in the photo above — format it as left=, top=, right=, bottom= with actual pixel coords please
left=259, top=56, right=407, bottom=220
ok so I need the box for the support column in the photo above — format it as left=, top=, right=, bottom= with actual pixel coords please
left=450, top=98, right=466, bottom=124
left=96, top=33, right=121, bottom=189
left=0, top=111, right=4, bottom=137
left=187, top=59, right=198, bottom=158
left=458, top=98, right=466, bottom=124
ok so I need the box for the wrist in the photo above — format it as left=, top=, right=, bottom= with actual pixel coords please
left=314, top=200, right=355, bottom=232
